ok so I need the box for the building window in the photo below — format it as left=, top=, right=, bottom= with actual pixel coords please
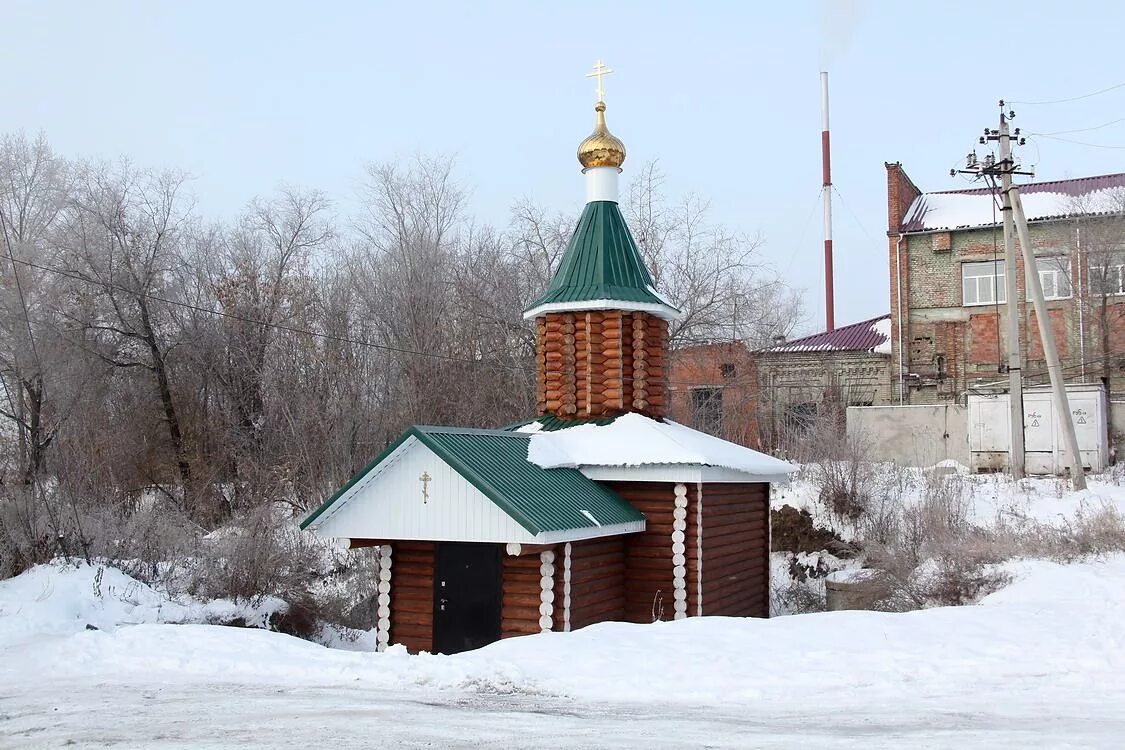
left=720, top=362, right=736, bottom=379
left=783, top=402, right=818, bottom=434
left=1038, top=256, right=1072, bottom=300
left=691, top=387, right=723, bottom=434
left=1089, top=253, right=1125, bottom=296
left=962, top=260, right=1006, bottom=306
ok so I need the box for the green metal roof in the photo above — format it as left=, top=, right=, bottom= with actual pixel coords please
left=524, top=201, right=679, bottom=316
left=504, top=414, right=621, bottom=432
left=300, top=425, right=644, bottom=535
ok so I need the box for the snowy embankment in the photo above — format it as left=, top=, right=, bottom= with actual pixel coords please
left=2, top=556, right=1124, bottom=713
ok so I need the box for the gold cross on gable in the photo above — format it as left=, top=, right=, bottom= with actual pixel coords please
left=585, top=59, right=614, bottom=102
left=419, top=471, right=431, bottom=504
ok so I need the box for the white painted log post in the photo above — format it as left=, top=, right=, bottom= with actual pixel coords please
left=563, top=542, right=572, bottom=632
left=695, top=482, right=704, bottom=617
left=376, top=544, right=392, bottom=652
left=672, top=483, right=688, bottom=620
left=539, top=549, right=556, bottom=632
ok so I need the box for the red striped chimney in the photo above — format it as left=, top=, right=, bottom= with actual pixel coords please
left=821, top=70, right=834, bottom=332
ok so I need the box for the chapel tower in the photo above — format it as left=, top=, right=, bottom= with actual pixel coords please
left=523, top=61, right=680, bottom=420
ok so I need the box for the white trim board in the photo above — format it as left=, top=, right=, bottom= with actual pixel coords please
left=309, top=439, right=646, bottom=544
left=579, top=464, right=790, bottom=485
left=523, top=298, right=681, bottom=321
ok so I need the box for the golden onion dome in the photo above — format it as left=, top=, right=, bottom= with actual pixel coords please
left=577, top=101, right=626, bottom=170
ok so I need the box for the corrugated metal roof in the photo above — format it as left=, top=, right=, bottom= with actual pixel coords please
left=504, top=414, right=620, bottom=432
left=759, top=314, right=891, bottom=354
left=524, top=200, right=679, bottom=314
left=902, top=172, right=1125, bottom=233
left=301, top=425, right=643, bottom=535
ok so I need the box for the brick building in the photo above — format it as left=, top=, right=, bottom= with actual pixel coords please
left=886, top=165, right=1125, bottom=405
left=668, top=318, right=892, bottom=452
left=668, top=342, right=759, bottom=447
left=755, top=316, right=893, bottom=451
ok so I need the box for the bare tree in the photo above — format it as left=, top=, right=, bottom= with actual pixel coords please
left=0, top=133, right=71, bottom=484
left=622, top=161, right=802, bottom=347
left=56, top=162, right=203, bottom=515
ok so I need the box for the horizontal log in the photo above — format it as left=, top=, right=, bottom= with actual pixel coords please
left=704, top=483, right=770, bottom=495
left=571, top=551, right=626, bottom=569
left=627, top=544, right=677, bottom=561
left=502, top=597, right=546, bottom=611
left=571, top=587, right=626, bottom=612
left=571, top=613, right=625, bottom=630
left=702, top=588, right=766, bottom=612
left=703, top=495, right=768, bottom=508
left=703, top=514, right=768, bottom=529
left=391, top=612, right=433, bottom=628
left=395, top=541, right=435, bottom=552
left=702, top=584, right=765, bottom=607
left=697, top=530, right=769, bottom=555
left=570, top=565, right=626, bottom=586
left=570, top=558, right=626, bottom=574
left=702, top=550, right=768, bottom=575
left=571, top=595, right=626, bottom=615
left=502, top=622, right=542, bottom=637
left=501, top=608, right=543, bottom=624
left=703, top=572, right=768, bottom=592
left=393, top=600, right=433, bottom=617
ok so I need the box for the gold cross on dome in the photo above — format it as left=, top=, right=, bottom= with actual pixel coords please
left=585, top=59, right=614, bottom=102
left=419, top=471, right=431, bottom=504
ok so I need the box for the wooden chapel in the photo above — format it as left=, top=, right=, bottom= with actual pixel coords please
left=302, top=64, right=795, bottom=654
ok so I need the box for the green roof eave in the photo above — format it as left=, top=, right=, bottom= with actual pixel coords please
left=301, top=425, right=645, bottom=536
left=412, top=428, right=545, bottom=536
left=299, top=429, right=417, bottom=530
left=524, top=200, right=680, bottom=319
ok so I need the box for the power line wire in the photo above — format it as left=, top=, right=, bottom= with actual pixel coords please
left=1039, top=116, right=1125, bottom=136
left=1010, top=82, right=1125, bottom=106
left=4, top=253, right=777, bottom=389
left=1026, top=133, right=1125, bottom=150
left=6, top=254, right=528, bottom=373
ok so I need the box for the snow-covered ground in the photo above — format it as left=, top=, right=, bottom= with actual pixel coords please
left=773, top=462, right=1125, bottom=537
left=3, top=554, right=1125, bottom=748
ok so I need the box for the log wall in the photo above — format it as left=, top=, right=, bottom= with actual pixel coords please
left=699, top=483, right=770, bottom=618
left=565, top=536, right=627, bottom=630
left=536, top=311, right=668, bottom=420
left=501, top=552, right=546, bottom=638
left=606, top=481, right=678, bottom=623
left=388, top=541, right=434, bottom=653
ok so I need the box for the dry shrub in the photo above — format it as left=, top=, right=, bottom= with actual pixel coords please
left=771, top=575, right=828, bottom=615
left=856, top=472, right=1125, bottom=611
left=856, top=468, right=1013, bottom=610
left=0, top=486, right=59, bottom=578
left=1057, top=504, right=1125, bottom=558
left=187, top=506, right=383, bottom=640
left=188, top=507, right=325, bottom=637
left=809, top=430, right=877, bottom=522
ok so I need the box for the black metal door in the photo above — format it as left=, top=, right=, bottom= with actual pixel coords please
left=432, top=542, right=501, bottom=655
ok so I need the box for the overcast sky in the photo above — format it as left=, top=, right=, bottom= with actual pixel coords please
left=4, top=1, right=1125, bottom=334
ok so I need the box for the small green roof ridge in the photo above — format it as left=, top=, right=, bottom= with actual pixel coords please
left=504, top=414, right=621, bottom=432
left=301, top=424, right=644, bottom=534
left=524, top=201, right=679, bottom=317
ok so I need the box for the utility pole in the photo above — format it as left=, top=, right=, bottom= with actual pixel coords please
left=955, top=103, right=1030, bottom=479
left=996, top=110, right=1026, bottom=480
left=956, top=100, right=1087, bottom=490
left=1011, top=188, right=1087, bottom=490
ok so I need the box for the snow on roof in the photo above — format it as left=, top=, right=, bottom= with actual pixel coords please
left=902, top=172, right=1125, bottom=233
left=525, top=412, right=796, bottom=477
left=759, top=314, right=891, bottom=355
